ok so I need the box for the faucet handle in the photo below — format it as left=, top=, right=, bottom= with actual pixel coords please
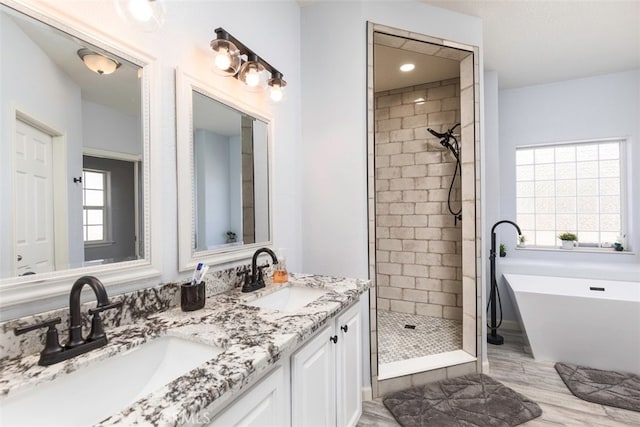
left=237, top=267, right=250, bottom=284
left=87, top=301, right=123, bottom=315
left=14, top=318, right=64, bottom=362
left=14, top=317, right=61, bottom=335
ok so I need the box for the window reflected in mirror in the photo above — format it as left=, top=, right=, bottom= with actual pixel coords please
left=192, top=92, right=269, bottom=252
left=0, top=4, right=145, bottom=279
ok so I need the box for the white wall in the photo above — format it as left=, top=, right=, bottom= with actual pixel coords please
left=82, top=99, right=141, bottom=156
left=3, top=0, right=301, bottom=317
left=300, top=0, right=482, bottom=393
left=491, top=69, right=640, bottom=321
left=482, top=70, right=500, bottom=361
left=195, top=130, right=232, bottom=248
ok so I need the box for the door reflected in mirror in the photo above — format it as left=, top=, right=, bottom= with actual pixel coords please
left=192, top=92, right=269, bottom=252
left=0, top=4, right=146, bottom=279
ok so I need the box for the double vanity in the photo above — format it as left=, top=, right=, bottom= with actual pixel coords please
left=0, top=271, right=370, bottom=426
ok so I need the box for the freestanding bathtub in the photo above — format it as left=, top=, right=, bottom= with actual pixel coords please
left=504, top=273, right=640, bottom=375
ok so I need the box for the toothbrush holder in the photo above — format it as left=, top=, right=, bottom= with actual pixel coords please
left=181, top=281, right=206, bottom=311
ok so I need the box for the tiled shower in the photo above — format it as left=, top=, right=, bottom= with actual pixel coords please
left=374, top=78, right=463, bottom=363
left=367, top=24, right=481, bottom=396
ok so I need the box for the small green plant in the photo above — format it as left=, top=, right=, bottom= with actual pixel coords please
left=499, top=243, right=506, bottom=257
left=558, top=232, right=578, bottom=241
left=226, top=231, right=237, bottom=243
left=518, top=235, right=526, bottom=244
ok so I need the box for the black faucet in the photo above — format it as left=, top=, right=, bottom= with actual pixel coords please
left=488, top=220, right=522, bottom=346
left=14, top=276, right=122, bottom=366
left=237, top=248, right=279, bottom=292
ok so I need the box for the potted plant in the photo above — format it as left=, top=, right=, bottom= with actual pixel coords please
left=226, top=231, right=237, bottom=243
left=517, top=235, right=526, bottom=248
left=558, top=232, right=577, bottom=249
left=499, top=243, right=506, bottom=257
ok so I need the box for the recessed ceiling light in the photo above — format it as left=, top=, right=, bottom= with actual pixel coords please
left=400, top=63, right=415, bottom=72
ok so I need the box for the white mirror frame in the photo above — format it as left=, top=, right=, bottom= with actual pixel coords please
left=0, top=0, right=163, bottom=310
left=176, top=69, right=274, bottom=272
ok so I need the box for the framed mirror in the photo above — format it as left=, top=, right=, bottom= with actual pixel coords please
left=0, top=0, right=160, bottom=312
left=176, top=70, right=272, bottom=271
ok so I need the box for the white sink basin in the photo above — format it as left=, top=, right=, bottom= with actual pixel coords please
left=246, top=286, right=330, bottom=312
left=0, top=336, right=223, bottom=426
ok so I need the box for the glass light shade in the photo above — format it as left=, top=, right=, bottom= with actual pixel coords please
left=210, top=39, right=241, bottom=76
left=268, top=74, right=287, bottom=102
left=114, top=0, right=166, bottom=32
left=238, top=58, right=268, bottom=91
left=77, top=49, right=120, bottom=75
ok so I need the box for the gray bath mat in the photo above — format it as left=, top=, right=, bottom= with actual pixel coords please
left=382, top=373, right=542, bottom=426
left=555, top=362, right=640, bottom=412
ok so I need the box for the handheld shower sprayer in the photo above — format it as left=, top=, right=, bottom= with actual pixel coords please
left=428, top=123, right=462, bottom=224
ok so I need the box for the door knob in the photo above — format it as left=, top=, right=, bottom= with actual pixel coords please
left=17, top=255, right=22, bottom=261
left=341, top=325, right=348, bottom=333
left=329, top=335, right=338, bottom=344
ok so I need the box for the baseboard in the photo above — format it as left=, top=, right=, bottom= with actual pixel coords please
left=361, top=385, right=373, bottom=401
left=482, top=360, right=491, bottom=373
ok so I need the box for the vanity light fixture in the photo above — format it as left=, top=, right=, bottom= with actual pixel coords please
left=77, top=48, right=121, bottom=75
left=210, top=27, right=287, bottom=102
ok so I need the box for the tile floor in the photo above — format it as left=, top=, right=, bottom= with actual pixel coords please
left=358, top=329, right=640, bottom=426
left=377, top=310, right=462, bottom=364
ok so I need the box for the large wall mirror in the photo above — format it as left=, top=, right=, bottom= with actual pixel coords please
left=177, top=71, right=272, bottom=271
left=0, top=0, right=158, bottom=312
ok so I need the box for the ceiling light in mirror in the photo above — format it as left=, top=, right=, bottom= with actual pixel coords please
left=114, top=0, right=166, bottom=32
left=400, top=63, right=415, bottom=72
left=77, top=49, right=121, bottom=75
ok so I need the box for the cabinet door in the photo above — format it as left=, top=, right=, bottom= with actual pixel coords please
left=209, top=365, right=286, bottom=427
left=291, top=325, right=336, bottom=427
left=336, top=303, right=362, bottom=427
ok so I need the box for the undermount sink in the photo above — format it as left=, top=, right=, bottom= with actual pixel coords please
left=246, top=286, right=330, bottom=312
left=1, top=336, right=223, bottom=426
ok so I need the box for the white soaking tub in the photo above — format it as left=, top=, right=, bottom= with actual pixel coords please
left=504, top=273, right=640, bottom=375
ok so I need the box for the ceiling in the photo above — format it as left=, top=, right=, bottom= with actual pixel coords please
left=374, top=32, right=463, bottom=92
left=419, top=0, right=640, bottom=89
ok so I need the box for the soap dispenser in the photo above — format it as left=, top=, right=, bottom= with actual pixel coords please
left=273, top=248, right=288, bottom=284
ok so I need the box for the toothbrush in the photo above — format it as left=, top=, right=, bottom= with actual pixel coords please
left=196, top=265, right=209, bottom=284
left=191, top=263, right=203, bottom=286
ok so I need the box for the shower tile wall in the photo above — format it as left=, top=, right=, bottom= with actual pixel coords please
left=375, top=78, right=462, bottom=321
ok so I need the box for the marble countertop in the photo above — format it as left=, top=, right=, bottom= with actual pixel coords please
left=0, top=273, right=370, bottom=426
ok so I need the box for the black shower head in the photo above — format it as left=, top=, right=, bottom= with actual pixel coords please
left=427, top=128, right=448, bottom=139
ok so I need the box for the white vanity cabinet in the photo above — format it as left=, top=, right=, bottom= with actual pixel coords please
left=291, top=303, right=362, bottom=427
left=208, top=364, right=289, bottom=427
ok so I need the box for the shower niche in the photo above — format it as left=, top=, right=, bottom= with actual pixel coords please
left=367, top=23, right=482, bottom=396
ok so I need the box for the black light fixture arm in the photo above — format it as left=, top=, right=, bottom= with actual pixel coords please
left=214, top=27, right=283, bottom=79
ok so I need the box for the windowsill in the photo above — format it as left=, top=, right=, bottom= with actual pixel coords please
left=84, top=241, right=115, bottom=248
left=515, top=246, right=635, bottom=255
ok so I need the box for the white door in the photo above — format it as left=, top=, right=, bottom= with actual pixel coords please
left=336, top=303, right=362, bottom=427
left=291, top=325, right=336, bottom=427
left=13, top=119, right=55, bottom=276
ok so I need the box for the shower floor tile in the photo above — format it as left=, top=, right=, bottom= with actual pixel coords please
left=377, top=310, right=462, bottom=364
